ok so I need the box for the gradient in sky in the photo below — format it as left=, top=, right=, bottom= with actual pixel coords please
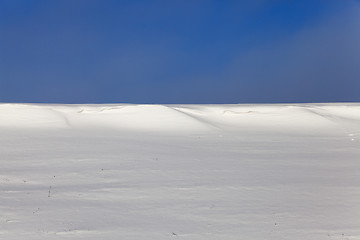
left=0, top=0, right=359, bottom=103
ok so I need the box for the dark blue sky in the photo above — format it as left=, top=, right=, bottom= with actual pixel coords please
left=1, top=0, right=359, bottom=103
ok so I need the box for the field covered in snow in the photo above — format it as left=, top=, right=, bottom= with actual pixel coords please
left=0, top=103, right=360, bottom=240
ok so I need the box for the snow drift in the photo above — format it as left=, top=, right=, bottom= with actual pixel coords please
left=1, top=103, right=359, bottom=132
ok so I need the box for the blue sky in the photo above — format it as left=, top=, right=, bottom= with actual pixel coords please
left=0, top=0, right=359, bottom=103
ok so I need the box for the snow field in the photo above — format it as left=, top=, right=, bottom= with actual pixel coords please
left=0, top=103, right=360, bottom=239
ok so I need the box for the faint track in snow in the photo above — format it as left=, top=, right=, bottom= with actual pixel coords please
left=300, top=106, right=360, bottom=141
left=77, top=106, right=126, bottom=114
left=303, top=106, right=360, bottom=124
left=222, top=110, right=257, bottom=115
left=168, top=106, right=222, bottom=131
left=45, top=108, right=71, bottom=127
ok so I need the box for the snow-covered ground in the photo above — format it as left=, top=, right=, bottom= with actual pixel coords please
left=1, top=103, right=359, bottom=240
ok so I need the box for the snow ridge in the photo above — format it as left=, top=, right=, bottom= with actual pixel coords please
left=1, top=103, right=359, bottom=133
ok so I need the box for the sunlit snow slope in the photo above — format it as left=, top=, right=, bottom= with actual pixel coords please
left=1, top=103, right=360, bottom=240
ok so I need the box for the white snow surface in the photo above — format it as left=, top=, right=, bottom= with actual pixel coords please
left=0, top=103, right=360, bottom=239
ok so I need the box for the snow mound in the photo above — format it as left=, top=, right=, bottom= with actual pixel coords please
left=1, top=103, right=359, bottom=134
